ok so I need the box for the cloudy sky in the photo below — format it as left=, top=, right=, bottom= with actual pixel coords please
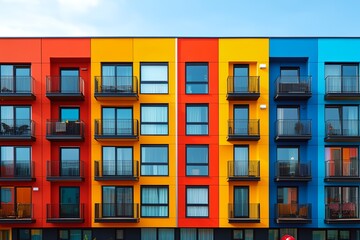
left=1, top=0, right=360, bottom=37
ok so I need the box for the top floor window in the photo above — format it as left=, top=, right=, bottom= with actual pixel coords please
left=325, top=63, right=359, bottom=93
left=186, top=63, right=208, bottom=94
left=102, top=64, right=133, bottom=92
left=0, top=65, right=31, bottom=93
left=140, top=63, right=168, bottom=94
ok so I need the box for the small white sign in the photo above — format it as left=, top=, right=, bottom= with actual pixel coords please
left=259, top=63, right=266, bottom=69
left=33, top=187, right=39, bottom=191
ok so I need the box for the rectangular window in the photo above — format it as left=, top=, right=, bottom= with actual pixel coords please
left=58, top=229, right=91, bottom=240
left=234, top=187, right=249, bottom=218
left=268, top=229, right=279, bottom=240
left=0, top=146, right=31, bottom=178
left=180, top=229, right=213, bottom=240
left=102, top=147, right=133, bottom=176
left=233, top=229, right=254, bottom=240
left=60, top=147, right=80, bottom=177
left=325, top=105, right=359, bottom=136
left=60, top=69, right=80, bottom=93
left=186, top=104, right=208, bottom=135
left=102, top=107, right=133, bottom=136
left=233, top=105, right=250, bottom=135
left=141, top=186, right=168, bottom=217
left=101, top=63, right=133, bottom=92
left=59, top=187, right=80, bottom=218
left=141, top=105, right=168, bottom=135
left=186, top=63, right=208, bottom=94
left=18, top=229, right=42, bottom=240
left=277, top=147, right=299, bottom=176
left=186, top=187, right=209, bottom=217
left=116, top=229, right=124, bottom=240
left=141, top=145, right=168, bottom=176
left=158, top=229, right=174, bottom=240
left=0, top=64, right=31, bottom=93
left=141, top=229, right=174, bottom=240
left=325, top=63, right=359, bottom=93
left=234, top=146, right=249, bottom=176
left=0, top=106, right=31, bottom=135
left=140, top=63, right=168, bottom=94
left=186, top=145, right=208, bottom=176
left=0, top=187, right=32, bottom=219
left=326, top=186, right=358, bottom=219
left=277, top=106, right=300, bottom=135
left=325, top=146, right=358, bottom=177
left=312, top=230, right=326, bottom=240
left=102, top=186, right=133, bottom=217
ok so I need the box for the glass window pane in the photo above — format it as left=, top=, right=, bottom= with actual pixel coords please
left=186, top=63, right=208, bottom=94
left=198, top=229, right=213, bottom=240
left=186, top=105, right=208, bottom=135
left=141, top=146, right=168, bottom=176
left=141, top=228, right=157, bottom=240
left=158, top=229, right=174, bottom=240
left=141, top=187, right=168, bottom=217
left=186, top=145, right=208, bottom=176
left=180, top=229, right=196, bottom=240
left=141, top=64, right=168, bottom=94
left=312, top=231, right=326, bottom=240
left=141, top=105, right=168, bottom=135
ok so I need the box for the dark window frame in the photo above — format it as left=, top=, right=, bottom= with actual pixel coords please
left=140, top=144, right=169, bottom=176
left=140, top=104, right=169, bottom=136
left=140, top=62, right=169, bottom=94
left=102, top=146, right=133, bottom=176
left=186, top=186, right=209, bottom=218
left=186, top=104, right=209, bottom=136
left=186, top=144, right=209, bottom=176
left=185, top=62, right=209, bottom=94
left=140, top=185, right=169, bottom=218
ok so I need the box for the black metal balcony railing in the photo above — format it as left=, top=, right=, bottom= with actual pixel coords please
left=275, top=120, right=311, bottom=141
left=46, top=120, right=85, bottom=141
left=275, top=161, right=311, bottom=181
left=0, top=161, right=35, bottom=181
left=0, top=119, right=35, bottom=141
left=94, top=203, right=139, bottom=223
left=46, top=203, right=84, bottom=223
left=227, top=161, right=260, bottom=181
left=227, top=76, right=260, bottom=100
left=46, top=76, right=84, bottom=100
left=325, top=160, right=359, bottom=181
left=325, top=76, right=360, bottom=99
left=325, top=120, right=360, bottom=141
left=228, top=203, right=260, bottom=223
left=0, top=76, right=35, bottom=100
left=94, top=160, right=139, bottom=181
left=94, top=76, right=138, bottom=99
left=276, top=203, right=311, bottom=223
left=46, top=161, right=84, bottom=181
left=275, top=76, right=311, bottom=100
left=227, top=119, right=260, bottom=141
left=94, top=119, right=139, bottom=141
left=0, top=203, right=34, bottom=223
left=325, top=203, right=359, bottom=222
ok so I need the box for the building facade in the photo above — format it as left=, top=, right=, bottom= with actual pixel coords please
left=0, top=37, right=360, bottom=240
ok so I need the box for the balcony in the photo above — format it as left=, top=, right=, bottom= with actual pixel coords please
left=94, top=119, right=139, bottom=141
left=325, top=76, right=360, bottom=100
left=325, top=203, right=360, bottom=224
left=227, top=161, right=260, bottom=181
left=226, top=76, right=260, bottom=100
left=325, top=120, right=360, bottom=142
left=46, top=76, right=84, bottom=101
left=0, top=76, right=35, bottom=100
left=275, top=120, right=311, bottom=141
left=0, top=120, right=35, bottom=141
left=94, top=76, right=138, bottom=100
left=325, top=160, right=360, bottom=182
left=94, top=161, right=139, bottom=181
left=0, top=161, right=35, bottom=182
left=46, top=203, right=84, bottom=223
left=46, top=120, right=85, bottom=141
left=94, top=203, right=139, bottom=223
left=228, top=203, right=260, bottom=223
left=0, top=203, right=35, bottom=223
left=276, top=203, right=312, bottom=224
left=46, top=161, right=84, bottom=182
left=274, top=76, right=311, bottom=100
left=275, top=161, right=311, bottom=182
left=227, top=119, right=260, bottom=141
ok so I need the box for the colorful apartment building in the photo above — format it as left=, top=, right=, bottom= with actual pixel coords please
left=0, top=37, right=360, bottom=240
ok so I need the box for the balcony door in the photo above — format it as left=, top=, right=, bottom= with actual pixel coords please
left=60, top=69, right=79, bottom=93
left=325, top=106, right=358, bottom=136
left=234, top=146, right=248, bottom=176
left=60, top=107, right=80, bottom=135
left=60, top=187, right=79, bottom=218
left=277, top=107, right=299, bottom=135
left=233, top=64, right=249, bottom=92
left=277, top=147, right=299, bottom=176
left=60, top=148, right=79, bottom=177
left=102, top=107, right=133, bottom=135
left=234, top=105, right=248, bottom=135
left=234, top=187, right=249, bottom=218
left=102, top=147, right=133, bottom=176
left=280, top=67, right=300, bottom=83
left=102, top=186, right=133, bottom=217
left=325, top=147, right=358, bottom=177
left=0, top=146, right=31, bottom=178
left=277, top=187, right=297, bottom=217
left=0, top=187, right=31, bottom=218
left=325, top=64, right=358, bottom=92
left=0, top=106, right=30, bottom=135
left=102, top=64, right=133, bottom=91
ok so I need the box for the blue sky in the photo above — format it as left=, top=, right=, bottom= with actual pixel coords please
left=0, top=0, right=360, bottom=37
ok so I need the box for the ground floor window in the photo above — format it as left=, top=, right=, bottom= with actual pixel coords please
left=180, top=228, right=213, bottom=240
left=59, top=229, right=91, bottom=240
left=141, top=228, right=174, bottom=240
left=233, top=229, right=254, bottom=240
left=0, top=230, right=9, bottom=240
left=18, top=229, right=42, bottom=240
left=268, top=229, right=279, bottom=240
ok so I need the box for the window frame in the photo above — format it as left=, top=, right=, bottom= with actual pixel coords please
left=140, top=104, right=169, bottom=135
left=325, top=145, right=359, bottom=177
left=140, top=185, right=169, bottom=218
left=140, top=62, right=169, bottom=94
left=185, top=62, right=209, bottom=94
left=59, top=147, right=80, bottom=177
left=140, top=145, right=169, bottom=176
left=102, top=146, right=134, bottom=176
left=186, top=145, right=209, bottom=176
left=186, top=104, right=209, bottom=136
left=186, top=186, right=209, bottom=218
left=0, top=146, right=31, bottom=177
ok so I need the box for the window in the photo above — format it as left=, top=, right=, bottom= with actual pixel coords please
left=233, top=146, right=249, bottom=176
left=233, top=64, right=253, bottom=93
left=101, top=63, right=133, bottom=92
left=312, top=230, right=326, bottom=240
left=326, top=186, right=358, bottom=219
left=141, top=228, right=174, bottom=240
left=233, top=187, right=249, bottom=218
left=325, top=105, right=359, bottom=136
left=233, top=105, right=249, bottom=135
left=0, top=146, right=31, bottom=177
left=141, top=105, right=168, bottom=135
left=60, top=147, right=80, bottom=176
left=327, top=230, right=350, bottom=240
left=277, top=187, right=298, bottom=206
left=186, top=187, right=208, bottom=217
left=102, top=186, right=133, bottom=217
left=277, top=106, right=300, bottom=135
left=141, top=186, right=168, bottom=217
left=277, top=147, right=299, bottom=176
left=0, top=106, right=31, bottom=135
left=59, top=187, right=80, bottom=218
left=141, top=145, right=168, bottom=176
left=58, top=229, right=91, bottom=240
left=60, top=107, right=80, bottom=135
left=0, top=65, right=31, bottom=93
left=280, top=67, right=300, bottom=83
left=325, top=146, right=358, bottom=177
left=0, top=230, right=9, bottom=240
left=116, top=229, right=124, bottom=240
left=233, top=229, right=254, bottom=240
left=0, top=187, right=32, bottom=218
left=102, top=107, right=133, bottom=135
left=18, top=229, right=42, bottom=240
left=102, top=147, right=133, bottom=176
left=186, top=104, right=208, bottom=135
left=186, top=63, right=208, bottom=94
left=140, top=63, right=168, bottom=93
left=325, top=63, right=359, bottom=93
left=180, top=229, right=213, bottom=240
left=60, top=69, right=79, bottom=93
left=268, top=229, right=279, bottom=240
left=186, top=145, right=208, bottom=176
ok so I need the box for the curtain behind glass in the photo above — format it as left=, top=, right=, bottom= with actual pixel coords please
left=343, top=106, right=358, bottom=136
left=234, top=146, right=248, bottom=176
left=117, top=148, right=132, bottom=175
left=141, top=106, right=168, bottom=134
left=141, top=146, right=168, bottom=175
left=103, top=147, right=116, bottom=175
left=141, top=64, right=168, bottom=93
left=117, top=65, right=132, bottom=90
left=15, top=67, right=31, bottom=93
left=234, top=187, right=248, bottom=217
left=187, top=188, right=208, bottom=217
left=141, top=187, right=168, bottom=217
left=180, top=229, right=196, bottom=240
left=186, top=106, right=208, bottom=134
left=325, top=65, right=341, bottom=92
left=158, top=229, right=174, bottom=240
left=1, top=65, right=13, bottom=92
left=102, top=108, right=115, bottom=135
left=102, top=186, right=115, bottom=217
left=1, top=146, right=13, bottom=177
left=141, top=228, right=156, bottom=240
left=102, top=66, right=116, bottom=89
left=60, top=148, right=79, bottom=176
left=198, top=229, right=214, bottom=240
